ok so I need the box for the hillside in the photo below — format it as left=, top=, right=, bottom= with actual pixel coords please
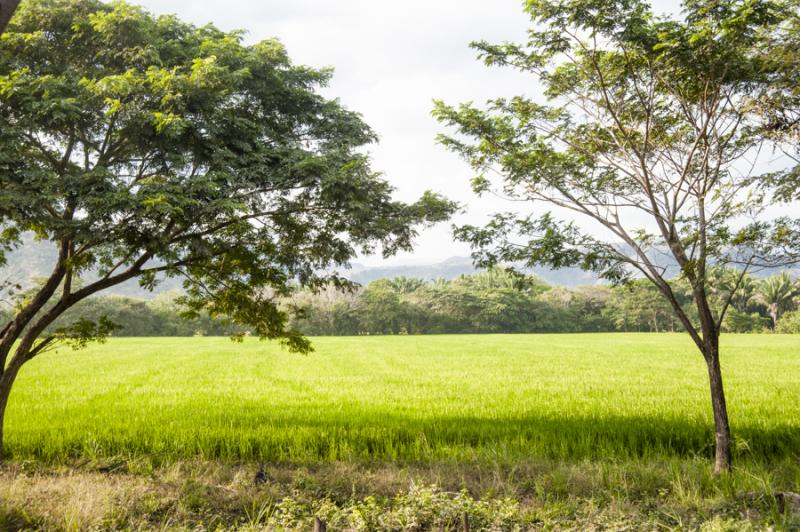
left=4, top=235, right=797, bottom=299
left=1, top=236, right=183, bottom=298
left=2, top=235, right=602, bottom=299
left=347, top=255, right=600, bottom=286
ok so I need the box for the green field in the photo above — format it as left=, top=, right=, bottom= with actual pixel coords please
left=6, top=333, right=799, bottom=464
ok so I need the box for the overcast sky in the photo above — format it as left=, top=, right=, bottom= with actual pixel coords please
left=134, top=0, right=683, bottom=266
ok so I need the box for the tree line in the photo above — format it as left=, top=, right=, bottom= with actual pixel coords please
left=4, top=268, right=797, bottom=337
left=270, top=268, right=800, bottom=336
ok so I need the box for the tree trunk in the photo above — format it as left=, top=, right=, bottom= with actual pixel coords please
left=0, top=345, right=28, bottom=462
left=0, top=363, right=21, bottom=462
left=0, top=385, right=8, bottom=462
left=0, top=0, right=22, bottom=35
left=769, top=307, right=778, bottom=329
left=704, top=340, right=732, bottom=474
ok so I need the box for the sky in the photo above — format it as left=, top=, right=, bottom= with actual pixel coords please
left=134, top=0, right=684, bottom=266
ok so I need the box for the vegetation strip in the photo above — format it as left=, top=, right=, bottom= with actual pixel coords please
left=2, top=459, right=798, bottom=530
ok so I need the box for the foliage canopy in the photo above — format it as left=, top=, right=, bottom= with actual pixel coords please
left=0, top=0, right=454, bottom=354
left=434, top=0, right=800, bottom=472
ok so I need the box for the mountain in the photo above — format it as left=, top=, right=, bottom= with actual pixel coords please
left=345, top=256, right=601, bottom=287
left=0, top=236, right=183, bottom=299
left=4, top=236, right=797, bottom=300
left=1, top=237, right=601, bottom=300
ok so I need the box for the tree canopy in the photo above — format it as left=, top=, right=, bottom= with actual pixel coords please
left=0, top=0, right=455, bottom=459
left=434, top=0, right=800, bottom=473
left=0, top=0, right=454, bottom=352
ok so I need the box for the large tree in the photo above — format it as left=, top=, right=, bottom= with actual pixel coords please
left=0, top=0, right=454, bottom=460
left=435, top=0, right=800, bottom=473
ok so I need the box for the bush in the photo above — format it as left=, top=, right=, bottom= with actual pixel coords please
left=776, top=311, right=800, bottom=334
left=723, top=308, right=770, bottom=333
left=269, top=484, right=525, bottom=531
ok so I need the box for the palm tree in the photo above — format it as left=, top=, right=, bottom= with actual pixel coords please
left=429, top=277, right=449, bottom=290
left=707, top=267, right=758, bottom=313
left=730, top=274, right=759, bottom=313
left=387, top=277, right=427, bottom=294
left=755, top=272, right=799, bottom=327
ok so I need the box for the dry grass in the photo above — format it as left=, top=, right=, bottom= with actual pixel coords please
left=1, top=458, right=798, bottom=530
left=0, top=468, right=149, bottom=530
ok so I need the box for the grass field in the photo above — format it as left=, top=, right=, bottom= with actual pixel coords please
left=3, top=333, right=800, bottom=530
left=6, top=333, right=800, bottom=463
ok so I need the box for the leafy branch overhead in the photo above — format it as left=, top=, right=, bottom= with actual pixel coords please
left=0, top=0, right=456, bottom=362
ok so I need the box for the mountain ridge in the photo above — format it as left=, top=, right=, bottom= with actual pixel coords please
left=4, top=236, right=797, bottom=300
left=1, top=237, right=602, bottom=300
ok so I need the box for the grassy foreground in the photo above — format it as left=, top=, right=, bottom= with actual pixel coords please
left=2, top=333, right=799, bottom=530
left=6, top=333, right=800, bottom=462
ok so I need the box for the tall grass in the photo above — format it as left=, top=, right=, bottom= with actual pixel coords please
left=6, top=333, right=799, bottom=463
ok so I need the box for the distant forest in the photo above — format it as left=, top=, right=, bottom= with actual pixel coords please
left=3, top=268, right=798, bottom=337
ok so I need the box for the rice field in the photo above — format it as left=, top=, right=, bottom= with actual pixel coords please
left=5, top=333, right=800, bottom=463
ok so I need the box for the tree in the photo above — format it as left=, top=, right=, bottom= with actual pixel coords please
left=0, top=0, right=21, bottom=35
left=756, top=0, right=800, bottom=201
left=434, top=0, right=800, bottom=473
left=706, top=267, right=758, bottom=316
left=386, top=276, right=428, bottom=295
left=755, top=272, right=799, bottom=327
left=0, top=0, right=455, bottom=460
left=284, top=284, right=362, bottom=336
left=603, top=279, right=682, bottom=332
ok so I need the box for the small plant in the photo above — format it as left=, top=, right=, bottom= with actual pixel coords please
left=243, top=498, right=274, bottom=528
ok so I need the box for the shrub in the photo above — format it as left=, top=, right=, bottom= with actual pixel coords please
left=776, top=311, right=800, bottom=334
